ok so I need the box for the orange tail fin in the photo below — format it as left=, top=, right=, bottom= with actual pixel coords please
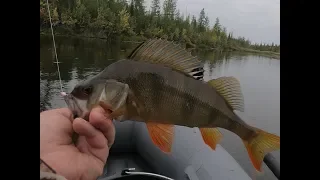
left=243, top=128, right=280, bottom=172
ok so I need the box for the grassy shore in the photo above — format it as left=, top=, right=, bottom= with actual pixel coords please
left=233, top=47, right=280, bottom=60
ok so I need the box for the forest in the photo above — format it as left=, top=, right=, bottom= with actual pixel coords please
left=40, top=0, right=280, bottom=54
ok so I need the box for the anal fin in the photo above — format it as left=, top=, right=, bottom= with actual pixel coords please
left=146, top=122, right=174, bottom=153
left=199, top=128, right=223, bottom=150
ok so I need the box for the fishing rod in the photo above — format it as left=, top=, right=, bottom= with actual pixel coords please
left=45, top=0, right=66, bottom=97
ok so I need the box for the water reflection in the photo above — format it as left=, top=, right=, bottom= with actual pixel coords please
left=40, top=36, right=130, bottom=111
left=40, top=36, right=280, bottom=180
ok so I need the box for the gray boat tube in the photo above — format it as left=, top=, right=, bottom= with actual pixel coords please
left=98, top=121, right=254, bottom=180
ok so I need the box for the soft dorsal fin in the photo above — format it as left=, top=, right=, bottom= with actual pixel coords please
left=208, top=76, right=245, bottom=112
left=127, top=38, right=204, bottom=80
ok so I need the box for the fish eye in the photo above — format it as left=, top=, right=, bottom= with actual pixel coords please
left=83, top=86, right=93, bottom=95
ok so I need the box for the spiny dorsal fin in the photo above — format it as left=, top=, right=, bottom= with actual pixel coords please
left=208, top=76, right=245, bottom=112
left=128, top=38, right=204, bottom=80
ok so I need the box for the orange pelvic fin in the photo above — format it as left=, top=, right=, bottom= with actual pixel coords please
left=243, top=127, right=280, bottom=172
left=199, top=128, right=223, bottom=150
left=146, top=122, right=174, bottom=153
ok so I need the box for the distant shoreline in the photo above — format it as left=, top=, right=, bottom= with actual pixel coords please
left=40, top=31, right=280, bottom=60
left=41, top=0, right=279, bottom=61
left=231, top=47, right=280, bottom=60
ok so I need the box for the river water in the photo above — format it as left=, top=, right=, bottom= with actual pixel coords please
left=40, top=36, right=280, bottom=180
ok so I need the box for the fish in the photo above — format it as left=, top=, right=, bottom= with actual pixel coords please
left=63, top=38, right=280, bottom=172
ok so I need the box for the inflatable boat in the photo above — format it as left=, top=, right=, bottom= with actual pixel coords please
left=97, top=120, right=279, bottom=180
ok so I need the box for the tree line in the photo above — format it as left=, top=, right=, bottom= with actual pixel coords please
left=40, top=0, right=280, bottom=53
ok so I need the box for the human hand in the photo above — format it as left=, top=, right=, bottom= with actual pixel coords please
left=40, top=106, right=116, bottom=180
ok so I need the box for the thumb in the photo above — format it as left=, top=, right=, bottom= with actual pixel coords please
left=89, top=106, right=116, bottom=148
left=73, top=118, right=108, bottom=149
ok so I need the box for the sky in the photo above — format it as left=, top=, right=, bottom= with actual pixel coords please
left=144, top=0, right=280, bottom=45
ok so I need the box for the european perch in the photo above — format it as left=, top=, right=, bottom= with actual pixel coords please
left=63, top=38, right=280, bottom=172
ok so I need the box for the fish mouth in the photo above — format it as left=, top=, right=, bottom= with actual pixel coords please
left=63, top=93, right=83, bottom=119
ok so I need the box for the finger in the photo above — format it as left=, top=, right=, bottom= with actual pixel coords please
left=73, top=118, right=108, bottom=149
left=41, top=108, right=73, bottom=120
left=89, top=106, right=116, bottom=148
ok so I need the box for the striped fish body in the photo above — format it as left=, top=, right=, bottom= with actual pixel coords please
left=67, top=39, right=280, bottom=172
left=102, top=59, right=240, bottom=129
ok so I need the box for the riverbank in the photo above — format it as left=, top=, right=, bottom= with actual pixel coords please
left=232, top=47, right=280, bottom=60
left=40, top=28, right=147, bottom=43
left=40, top=30, right=280, bottom=60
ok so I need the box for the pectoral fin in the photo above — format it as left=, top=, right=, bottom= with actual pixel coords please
left=146, top=122, right=174, bottom=153
left=199, top=128, right=223, bottom=150
left=106, top=103, right=127, bottom=119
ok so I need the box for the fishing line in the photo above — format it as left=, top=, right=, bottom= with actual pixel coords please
left=45, top=0, right=65, bottom=95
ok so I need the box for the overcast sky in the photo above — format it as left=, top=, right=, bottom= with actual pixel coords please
left=144, top=0, right=280, bottom=45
